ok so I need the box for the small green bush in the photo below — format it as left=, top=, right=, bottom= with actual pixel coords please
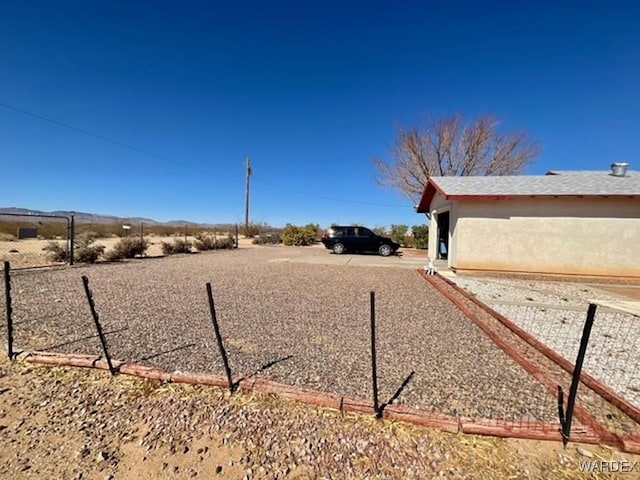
left=411, top=224, right=429, bottom=249
left=43, top=241, right=68, bottom=262
left=105, top=237, right=149, bottom=261
left=282, top=224, right=317, bottom=246
left=390, top=224, right=409, bottom=246
left=161, top=238, right=192, bottom=255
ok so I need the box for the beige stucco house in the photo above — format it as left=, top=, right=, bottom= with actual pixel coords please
left=415, top=164, right=640, bottom=278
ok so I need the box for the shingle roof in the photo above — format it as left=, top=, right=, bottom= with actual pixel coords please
left=416, top=171, right=640, bottom=213
left=546, top=170, right=640, bottom=176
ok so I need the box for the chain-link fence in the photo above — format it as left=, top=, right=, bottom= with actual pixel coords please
left=469, top=298, right=640, bottom=452
left=0, top=213, right=71, bottom=269
left=1, top=214, right=240, bottom=268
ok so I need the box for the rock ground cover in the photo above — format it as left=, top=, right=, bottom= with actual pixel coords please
left=2, top=247, right=556, bottom=425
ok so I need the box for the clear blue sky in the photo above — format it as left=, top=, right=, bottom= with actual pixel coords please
left=1, top=1, right=638, bottom=227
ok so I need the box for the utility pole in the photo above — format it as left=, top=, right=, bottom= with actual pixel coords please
left=244, top=156, right=252, bottom=233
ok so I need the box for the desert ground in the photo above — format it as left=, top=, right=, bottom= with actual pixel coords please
left=2, top=355, right=639, bottom=479
left=2, top=241, right=640, bottom=478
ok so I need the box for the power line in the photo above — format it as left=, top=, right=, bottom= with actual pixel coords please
left=253, top=179, right=411, bottom=208
left=0, top=102, right=202, bottom=171
left=1, top=102, right=412, bottom=209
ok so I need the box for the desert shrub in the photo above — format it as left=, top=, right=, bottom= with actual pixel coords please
left=105, top=237, right=149, bottom=261
left=193, top=231, right=235, bottom=251
left=0, top=232, right=17, bottom=241
left=43, top=241, right=68, bottom=262
left=372, top=226, right=388, bottom=237
left=74, top=232, right=105, bottom=263
left=43, top=232, right=106, bottom=263
left=252, top=233, right=282, bottom=245
left=403, top=235, right=416, bottom=248
left=282, top=224, right=317, bottom=246
left=411, top=224, right=429, bottom=249
left=390, top=224, right=409, bottom=246
left=214, top=236, right=235, bottom=249
left=304, top=223, right=321, bottom=241
left=241, top=223, right=260, bottom=238
left=241, top=222, right=276, bottom=238
left=75, top=244, right=105, bottom=263
left=161, top=238, right=192, bottom=255
left=193, top=231, right=215, bottom=250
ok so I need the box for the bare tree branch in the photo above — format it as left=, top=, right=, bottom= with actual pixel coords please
left=374, top=114, right=539, bottom=199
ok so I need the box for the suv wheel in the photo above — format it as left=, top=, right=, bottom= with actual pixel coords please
left=333, top=243, right=346, bottom=254
left=378, top=244, right=393, bottom=257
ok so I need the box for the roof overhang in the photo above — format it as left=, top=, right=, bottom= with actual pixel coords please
left=415, top=177, right=638, bottom=213
left=416, top=179, right=444, bottom=213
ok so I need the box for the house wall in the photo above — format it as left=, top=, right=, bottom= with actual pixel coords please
left=447, top=196, right=640, bottom=278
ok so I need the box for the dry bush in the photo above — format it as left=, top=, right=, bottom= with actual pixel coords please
left=43, top=241, right=67, bottom=262
left=105, top=237, right=149, bottom=261
left=161, top=238, right=192, bottom=255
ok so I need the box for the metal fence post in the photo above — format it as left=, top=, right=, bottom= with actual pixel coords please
left=4, top=262, right=14, bottom=360
left=560, top=303, right=597, bottom=445
left=206, top=283, right=234, bottom=391
left=370, top=291, right=380, bottom=417
left=81, top=276, right=116, bottom=375
left=69, top=213, right=75, bottom=265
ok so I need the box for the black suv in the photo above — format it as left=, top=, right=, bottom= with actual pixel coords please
left=321, top=226, right=400, bottom=256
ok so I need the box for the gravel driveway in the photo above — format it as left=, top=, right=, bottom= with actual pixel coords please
left=2, top=247, right=557, bottom=423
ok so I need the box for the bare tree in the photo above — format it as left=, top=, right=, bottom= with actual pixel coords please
left=374, top=115, right=540, bottom=202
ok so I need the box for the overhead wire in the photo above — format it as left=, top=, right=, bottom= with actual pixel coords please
left=0, top=102, right=411, bottom=208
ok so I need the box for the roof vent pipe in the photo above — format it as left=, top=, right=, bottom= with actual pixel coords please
left=610, top=162, right=629, bottom=177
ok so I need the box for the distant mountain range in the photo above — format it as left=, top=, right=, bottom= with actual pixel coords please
left=0, top=207, right=219, bottom=227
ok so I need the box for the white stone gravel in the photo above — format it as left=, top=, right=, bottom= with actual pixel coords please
left=0, top=247, right=558, bottom=423
left=450, top=275, right=640, bottom=410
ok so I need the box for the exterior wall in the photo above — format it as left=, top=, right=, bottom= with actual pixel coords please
left=448, top=197, right=640, bottom=278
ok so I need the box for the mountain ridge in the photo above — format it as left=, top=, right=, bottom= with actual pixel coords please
left=0, top=207, right=219, bottom=227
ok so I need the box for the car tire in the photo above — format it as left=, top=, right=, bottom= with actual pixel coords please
left=333, top=243, right=346, bottom=254
left=379, top=244, right=393, bottom=257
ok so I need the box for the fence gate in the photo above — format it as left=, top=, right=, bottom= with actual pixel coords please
left=0, top=213, right=71, bottom=269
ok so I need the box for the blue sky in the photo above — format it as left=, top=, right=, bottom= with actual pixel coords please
left=1, top=1, right=638, bottom=227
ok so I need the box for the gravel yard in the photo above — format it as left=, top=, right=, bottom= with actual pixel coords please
left=1, top=246, right=557, bottom=424
left=450, top=275, right=640, bottom=410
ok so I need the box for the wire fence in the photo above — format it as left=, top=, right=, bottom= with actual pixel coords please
left=489, top=301, right=640, bottom=440
left=1, top=255, right=639, bottom=452
left=0, top=213, right=70, bottom=269
left=1, top=213, right=240, bottom=269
